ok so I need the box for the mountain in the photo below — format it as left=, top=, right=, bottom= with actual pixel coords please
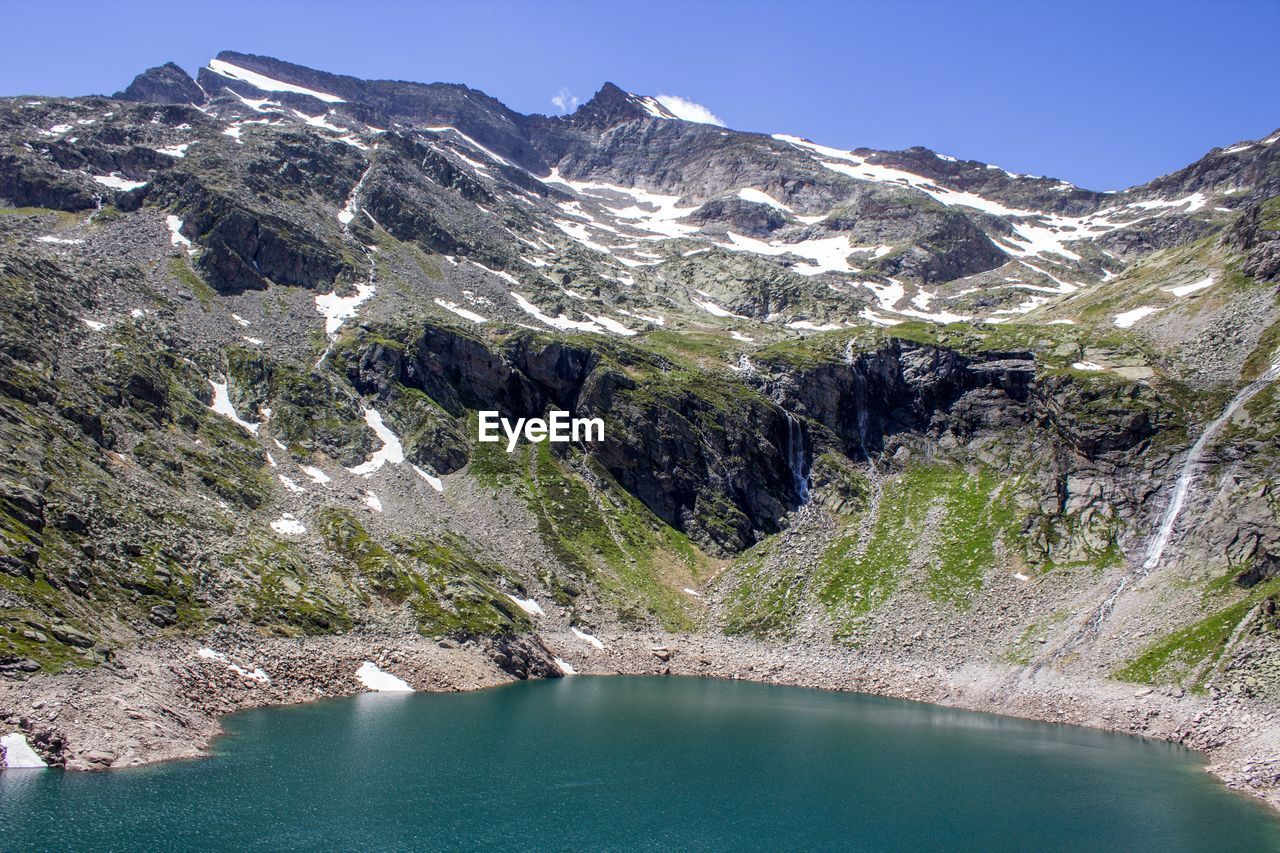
left=1, top=52, right=1279, bottom=803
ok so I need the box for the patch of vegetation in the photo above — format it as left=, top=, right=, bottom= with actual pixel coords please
left=90, top=205, right=126, bottom=225
left=0, top=207, right=82, bottom=229
left=382, top=385, right=469, bottom=472
left=816, top=462, right=1021, bottom=634
left=318, top=507, right=412, bottom=598
left=467, top=411, right=526, bottom=489
left=316, top=507, right=531, bottom=637
left=1002, top=610, right=1071, bottom=666
left=1259, top=195, right=1280, bottom=231
left=928, top=466, right=1018, bottom=604
left=225, top=537, right=352, bottom=635
left=1020, top=503, right=1125, bottom=576
left=1242, top=316, right=1280, bottom=380
left=469, top=419, right=704, bottom=630
left=167, top=256, right=215, bottom=307
left=634, top=329, right=739, bottom=367
left=526, top=444, right=700, bottom=629
left=1113, top=590, right=1266, bottom=689
left=754, top=329, right=865, bottom=370
left=0, top=609, right=95, bottom=674
left=815, top=467, right=933, bottom=622
left=723, top=535, right=809, bottom=636
left=396, top=532, right=533, bottom=636
left=253, top=360, right=368, bottom=462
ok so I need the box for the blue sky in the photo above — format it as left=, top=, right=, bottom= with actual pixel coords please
left=2, top=0, right=1276, bottom=190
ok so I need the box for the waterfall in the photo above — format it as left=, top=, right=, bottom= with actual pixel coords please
left=851, top=368, right=875, bottom=467
left=1141, top=358, right=1280, bottom=572
left=1076, top=356, right=1280, bottom=637
left=784, top=412, right=810, bottom=505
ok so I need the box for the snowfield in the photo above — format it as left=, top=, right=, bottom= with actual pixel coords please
left=356, top=661, right=413, bottom=692
left=208, top=59, right=346, bottom=103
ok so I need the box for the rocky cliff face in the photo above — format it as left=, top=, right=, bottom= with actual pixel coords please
left=0, top=52, right=1277, bottom=721
left=113, top=63, right=207, bottom=106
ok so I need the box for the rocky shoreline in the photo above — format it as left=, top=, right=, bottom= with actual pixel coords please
left=2, top=630, right=1278, bottom=815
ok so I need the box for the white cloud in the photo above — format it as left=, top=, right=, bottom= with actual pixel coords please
left=655, top=94, right=725, bottom=126
left=551, top=87, right=579, bottom=114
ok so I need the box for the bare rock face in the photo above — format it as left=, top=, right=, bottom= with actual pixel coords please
left=488, top=636, right=560, bottom=679
left=115, top=62, right=206, bottom=106
left=1222, top=204, right=1280, bottom=282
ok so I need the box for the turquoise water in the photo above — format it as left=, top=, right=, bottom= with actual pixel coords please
left=2, top=676, right=1278, bottom=851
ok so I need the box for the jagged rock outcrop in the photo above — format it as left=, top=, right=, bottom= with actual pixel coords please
left=1222, top=202, right=1280, bottom=282
left=115, top=62, right=206, bottom=105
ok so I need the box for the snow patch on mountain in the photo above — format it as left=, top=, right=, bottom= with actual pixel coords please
left=1165, top=274, right=1216, bottom=297
left=411, top=465, right=444, bottom=492
left=737, top=188, right=791, bottom=211
left=584, top=313, right=637, bottom=335
left=208, top=58, right=345, bottom=103
left=92, top=174, right=147, bottom=191
left=1, top=732, right=46, bottom=768
left=572, top=626, right=605, bottom=649
left=197, top=648, right=270, bottom=684
left=207, top=379, right=259, bottom=433
left=691, top=297, right=742, bottom=318
left=1114, top=306, right=1160, bottom=328
left=156, top=142, right=191, bottom=158
left=225, top=90, right=283, bottom=114
left=720, top=231, right=864, bottom=276
left=770, top=133, right=1210, bottom=270
left=507, top=595, right=545, bottom=617
left=302, top=466, right=331, bottom=485
left=289, top=110, right=338, bottom=132
left=434, top=298, right=488, bottom=323
left=315, top=282, right=375, bottom=337
left=423, top=126, right=512, bottom=167
left=270, top=514, right=306, bottom=536
left=511, top=292, right=604, bottom=333
left=279, top=475, right=305, bottom=494
left=356, top=661, right=413, bottom=692
left=348, top=409, right=405, bottom=476
left=166, top=215, right=194, bottom=250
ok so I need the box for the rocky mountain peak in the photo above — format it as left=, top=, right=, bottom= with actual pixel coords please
left=566, top=82, right=674, bottom=130
left=114, top=61, right=205, bottom=105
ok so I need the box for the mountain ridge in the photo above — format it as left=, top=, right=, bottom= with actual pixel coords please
left=115, top=51, right=1280, bottom=196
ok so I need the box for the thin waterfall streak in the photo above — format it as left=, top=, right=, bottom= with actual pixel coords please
left=784, top=412, right=810, bottom=505
left=1141, top=360, right=1280, bottom=573
left=1078, top=356, right=1280, bottom=638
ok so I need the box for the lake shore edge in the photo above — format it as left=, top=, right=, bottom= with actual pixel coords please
left=2, top=629, right=1277, bottom=813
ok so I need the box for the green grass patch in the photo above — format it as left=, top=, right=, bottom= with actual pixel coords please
left=723, top=535, right=808, bottom=636
left=1114, top=579, right=1278, bottom=689
left=168, top=256, right=215, bottom=307
left=817, top=462, right=1020, bottom=633
left=316, top=507, right=532, bottom=637
left=469, top=424, right=704, bottom=630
